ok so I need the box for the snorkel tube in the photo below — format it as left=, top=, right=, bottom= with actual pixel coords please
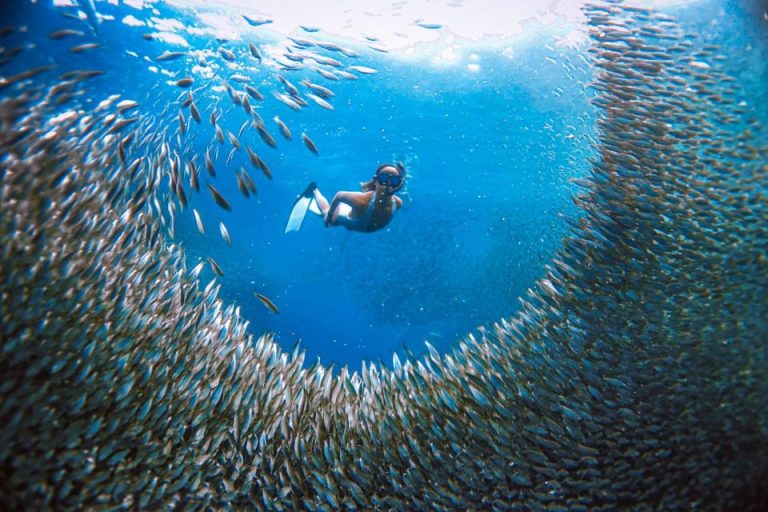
left=395, top=162, right=407, bottom=191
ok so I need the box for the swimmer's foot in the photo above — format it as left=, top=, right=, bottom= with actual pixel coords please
left=305, top=181, right=324, bottom=216
left=302, top=181, right=318, bottom=197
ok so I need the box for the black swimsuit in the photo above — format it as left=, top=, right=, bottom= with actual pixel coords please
left=335, top=191, right=397, bottom=232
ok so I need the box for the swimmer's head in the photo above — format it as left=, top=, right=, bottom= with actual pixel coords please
left=361, top=162, right=406, bottom=193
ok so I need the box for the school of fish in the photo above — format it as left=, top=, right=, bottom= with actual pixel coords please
left=0, top=0, right=766, bottom=510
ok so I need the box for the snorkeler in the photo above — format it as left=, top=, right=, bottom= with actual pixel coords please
left=285, top=163, right=406, bottom=233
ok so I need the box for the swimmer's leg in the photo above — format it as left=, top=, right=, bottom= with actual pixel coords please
left=312, top=188, right=341, bottom=226
left=312, top=188, right=331, bottom=221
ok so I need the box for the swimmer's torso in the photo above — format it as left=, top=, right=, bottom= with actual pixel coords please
left=341, top=191, right=398, bottom=232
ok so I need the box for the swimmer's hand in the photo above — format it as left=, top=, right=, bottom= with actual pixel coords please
left=325, top=200, right=338, bottom=226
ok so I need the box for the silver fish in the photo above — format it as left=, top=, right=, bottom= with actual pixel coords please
left=190, top=102, right=201, bottom=123
left=207, top=184, right=231, bottom=211
left=273, top=116, right=291, bottom=140
left=306, top=93, right=333, bottom=111
left=254, top=293, right=279, bottom=314
left=69, top=42, right=101, bottom=53
left=245, top=85, right=264, bottom=101
left=219, top=222, right=231, bottom=246
left=348, top=65, right=378, bottom=74
left=193, top=208, right=205, bottom=234
left=301, top=79, right=334, bottom=98
left=175, top=77, right=194, bottom=88
left=50, top=29, right=84, bottom=39
left=218, top=47, right=236, bottom=61
left=204, top=148, right=216, bottom=177
left=248, top=42, right=262, bottom=61
left=157, top=50, right=186, bottom=61
left=257, top=125, right=277, bottom=148
left=207, top=256, right=224, bottom=276
left=302, top=132, right=319, bottom=155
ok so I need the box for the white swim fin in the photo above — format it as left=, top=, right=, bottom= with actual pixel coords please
left=285, top=182, right=318, bottom=233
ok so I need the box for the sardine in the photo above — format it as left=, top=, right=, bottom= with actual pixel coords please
left=302, top=132, right=319, bottom=155
left=207, top=184, right=231, bottom=211
left=257, top=125, right=277, bottom=148
left=254, top=293, right=279, bottom=314
left=248, top=42, right=262, bottom=61
left=175, top=77, right=194, bottom=88
left=193, top=209, right=205, bottom=234
left=219, top=222, right=231, bottom=246
left=306, top=93, right=334, bottom=111
left=273, top=116, right=291, bottom=140
left=207, top=256, right=224, bottom=276
left=157, top=51, right=186, bottom=61
left=69, top=42, right=101, bottom=53
left=245, top=85, right=264, bottom=101
left=218, top=48, right=236, bottom=61
left=190, top=102, right=201, bottom=123
left=50, top=29, right=84, bottom=39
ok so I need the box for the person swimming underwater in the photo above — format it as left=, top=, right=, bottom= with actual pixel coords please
left=285, top=163, right=406, bottom=233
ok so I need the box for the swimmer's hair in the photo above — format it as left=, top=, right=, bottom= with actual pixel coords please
left=359, top=178, right=376, bottom=192
left=360, top=163, right=406, bottom=192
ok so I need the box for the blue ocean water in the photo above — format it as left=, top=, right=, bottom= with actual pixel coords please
left=4, top=0, right=765, bottom=372
left=177, top=31, right=593, bottom=370
left=196, top=47, right=593, bottom=371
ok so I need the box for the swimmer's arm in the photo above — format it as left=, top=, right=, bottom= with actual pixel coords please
left=394, top=196, right=403, bottom=209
